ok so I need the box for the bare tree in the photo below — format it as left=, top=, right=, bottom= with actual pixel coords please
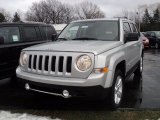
left=57, top=4, right=75, bottom=23
left=26, top=1, right=49, bottom=23
left=25, top=0, right=74, bottom=24
left=74, top=1, right=105, bottom=20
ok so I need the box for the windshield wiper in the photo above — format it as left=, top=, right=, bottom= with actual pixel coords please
left=57, top=38, right=68, bottom=41
left=72, top=37, right=98, bottom=40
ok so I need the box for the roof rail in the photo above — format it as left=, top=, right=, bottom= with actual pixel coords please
left=16, top=21, right=46, bottom=24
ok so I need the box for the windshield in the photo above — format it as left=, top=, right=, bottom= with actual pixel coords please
left=155, top=31, right=160, bottom=37
left=58, top=21, right=119, bottom=41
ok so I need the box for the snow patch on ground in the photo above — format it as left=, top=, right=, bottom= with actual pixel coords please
left=0, top=111, right=61, bottom=120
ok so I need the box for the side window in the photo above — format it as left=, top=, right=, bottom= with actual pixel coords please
left=135, top=24, right=139, bottom=32
left=0, top=27, right=21, bottom=44
left=23, top=27, right=37, bottom=42
left=35, top=27, right=42, bottom=41
left=43, top=26, right=55, bottom=40
left=130, top=23, right=137, bottom=32
left=123, top=22, right=131, bottom=33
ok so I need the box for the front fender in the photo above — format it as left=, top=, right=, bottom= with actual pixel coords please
left=104, top=51, right=125, bottom=88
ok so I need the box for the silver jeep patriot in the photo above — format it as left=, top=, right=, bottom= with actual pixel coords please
left=16, top=18, right=143, bottom=108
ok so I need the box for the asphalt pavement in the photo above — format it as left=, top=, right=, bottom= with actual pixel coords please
left=0, top=48, right=160, bottom=110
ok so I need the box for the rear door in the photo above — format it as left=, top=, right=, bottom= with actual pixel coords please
left=129, top=23, right=141, bottom=64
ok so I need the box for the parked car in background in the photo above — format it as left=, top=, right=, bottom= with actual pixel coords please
left=52, top=24, right=67, bottom=34
left=145, top=31, right=160, bottom=49
left=16, top=18, right=143, bottom=109
left=0, top=22, right=57, bottom=80
left=140, top=32, right=149, bottom=48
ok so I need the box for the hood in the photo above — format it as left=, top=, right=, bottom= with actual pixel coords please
left=24, top=40, right=123, bottom=55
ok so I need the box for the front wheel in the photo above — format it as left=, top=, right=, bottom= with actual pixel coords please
left=109, top=70, right=124, bottom=109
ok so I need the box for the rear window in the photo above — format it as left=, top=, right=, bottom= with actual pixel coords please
left=0, top=27, right=21, bottom=44
left=23, top=27, right=37, bottom=42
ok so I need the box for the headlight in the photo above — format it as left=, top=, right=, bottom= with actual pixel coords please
left=20, top=52, right=28, bottom=66
left=76, top=55, right=92, bottom=71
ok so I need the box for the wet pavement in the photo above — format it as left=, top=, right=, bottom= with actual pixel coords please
left=0, top=49, right=160, bottom=110
left=139, top=49, right=160, bottom=109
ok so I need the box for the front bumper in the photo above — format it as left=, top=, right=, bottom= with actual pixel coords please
left=16, top=67, right=111, bottom=98
left=17, top=78, right=111, bottom=98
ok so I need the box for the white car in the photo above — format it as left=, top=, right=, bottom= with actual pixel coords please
left=17, top=18, right=143, bottom=109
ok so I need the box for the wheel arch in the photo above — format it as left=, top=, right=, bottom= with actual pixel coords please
left=104, top=52, right=126, bottom=88
left=115, top=60, right=126, bottom=79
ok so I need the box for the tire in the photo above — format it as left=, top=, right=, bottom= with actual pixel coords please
left=109, top=69, right=124, bottom=109
left=134, top=56, right=143, bottom=76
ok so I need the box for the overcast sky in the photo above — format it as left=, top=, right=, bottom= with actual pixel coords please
left=0, top=0, right=160, bottom=17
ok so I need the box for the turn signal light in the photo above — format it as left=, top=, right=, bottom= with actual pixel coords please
left=94, top=67, right=109, bottom=73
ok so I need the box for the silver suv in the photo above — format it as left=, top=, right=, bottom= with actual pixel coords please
left=16, top=18, right=143, bottom=108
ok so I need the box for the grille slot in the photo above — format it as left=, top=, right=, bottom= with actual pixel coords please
left=33, top=55, right=37, bottom=69
left=44, top=56, right=49, bottom=71
left=39, top=55, right=43, bottom=70
left=58, top=56, right=64, bottom=72
left=51, top=56, right=56, bottom=72
left=66, top=57, right=72, bottom=73
left=27, top=54, right=72, bottom=76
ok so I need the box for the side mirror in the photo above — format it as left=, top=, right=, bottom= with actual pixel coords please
left=125, top=33, right=139, bottom=43
left=0, top=37, right=4, bottom=44
left=52, top=34, right=57, bottom=41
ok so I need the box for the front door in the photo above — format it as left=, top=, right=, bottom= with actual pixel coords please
left=0, top=26, right=13, bottom=79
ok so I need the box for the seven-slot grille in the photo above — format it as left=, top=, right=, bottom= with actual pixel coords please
left=28, top=54, right=72, bottom=76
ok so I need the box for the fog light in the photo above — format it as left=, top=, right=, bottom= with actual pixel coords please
left=62, top=90, right=70, bottom=98
left=25, top=83, right=30, bottom=90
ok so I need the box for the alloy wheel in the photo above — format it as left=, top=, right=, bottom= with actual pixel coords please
left=114, top=76, right=123, bottom=105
